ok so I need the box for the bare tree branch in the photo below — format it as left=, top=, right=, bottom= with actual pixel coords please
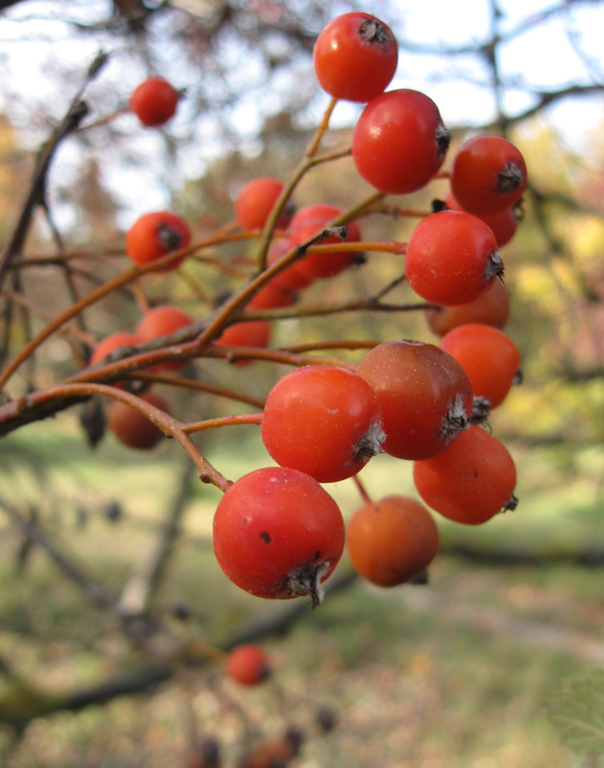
left=0, top=51, right=108, bottom=291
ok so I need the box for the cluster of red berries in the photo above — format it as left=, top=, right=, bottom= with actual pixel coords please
left=214, top=330, right=518, bottom=602
left=212, top=12, right=524, bottom=604
left=106, top=11, right=526, bottom=608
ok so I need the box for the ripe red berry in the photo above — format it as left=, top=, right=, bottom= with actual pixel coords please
left=413, top=425, right=517, bottom=525
left=444, top=190, right=519, bottom=248
left=450, top=134, right=527, bottom=216
left=439, top=323, right=521, bottom=408
left=346, top=495, right=439, bottom=587
left=90, top=332, right=139, bottom=368
left=313, top=12, right=398, bottom=103
left=286, top=204, right=361, bottom=280
left=357, top=340, right=473, bottom=460
left=136, top=305, right=194, bottom=342
left=266, top=239, right=313, bottom=292
left=425, top=278, right=510, bottom=337
left=135, top=305, right=194, bottom=371
left=125, top=211, right=191, bottom=271
left=214, top=320, right=271, bottom=365
left=225, top=644, right=271, bottom=686
left=352, top=89, right=450, bottom=195
left=235, top=177, right=289, bottom=231
left=213, top=467, right=345, bottom=604
left=90, top=331, right=140, bottom=388
left=405, top=210, right=503, bottom=306
left=261, top=365, right=384, bottom=483
left=129, top=77, right=179, bottom=127
left=108, top=390, right=169, bottom=450
left=289, top=203, right=343, bottom=234
left=247, top=281, right=297, bottom=310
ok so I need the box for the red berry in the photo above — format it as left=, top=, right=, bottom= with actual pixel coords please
left=286, top=204, right=361, bottom=280
left=90, top=332, right=139, bottom=368
left=237, top=730, right=302, bottom=768
left=214, top=321, right=271, bottom=365
left=425, top=278, right=510, bottom=337
left=225, top=644, right=271, bottom=686
left=261, top=365, right=384, bottom=483
left=108, top=390, right=169, bottom=450
left=352, top=89, right=449, bottom=195
left=213, top=467, right=345, bottom=604
left=247, top=281, right=297, bottom=310
left=346, top=495, right=439, bottom=587
left=450, top=135, right=527, bottom=216
left=135, top=305, right=194, bottom=372
left=413, top=425, right=517, bottom=525
left=313, top=12, right=398, bottom=103
left=136, top=305, right=194, bottom=342
left=266, top=239, right=313, bottom=292
left=289, top=203, right=343, bottom=234
left=439, top=323, right=521, bottom=408
left=129, top=77, right=179, bottom=127
left=444, top=190, right=519, bottom=248
left=357, top=340, right=473, bottom=460
left=235, top=177, right=288, bottom=230
left=125, top=211, right=191, bottom=271
left=405, top=210, right=503, bottom=306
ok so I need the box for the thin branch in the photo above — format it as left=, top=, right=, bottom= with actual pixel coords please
left=0, top=51, right=108, bottom=291
left=183, top=412, right=263, bottom=435
left=130, top=371, right=266, bottom=410
left=0, top=382, right=231, bottom=490
left=480, top=84, right=604, bottom=132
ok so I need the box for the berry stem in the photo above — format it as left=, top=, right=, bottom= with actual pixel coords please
left=76, top=107, right=129, bottom=131
left=131, top=371, right=266, bottom=410
left=255, top=98, right=340, bottom=271
left=306, top=96, right=338, bottom=158
left=369, top=204, right=432, bottom=218
left=203, top=344, right=351, bottom=369
left=131, top=279, right=151, bottom=315
left=240, top=296, right=428, bottom=326
left=352, top=475, right=373, bottom=505
left=307, top=147, right=352, bottom=165
left=306, top=240, right=406, bottom=256
left=183, top=413, right=263, bottom=435
left=284, top=340, right=380, bottom=354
